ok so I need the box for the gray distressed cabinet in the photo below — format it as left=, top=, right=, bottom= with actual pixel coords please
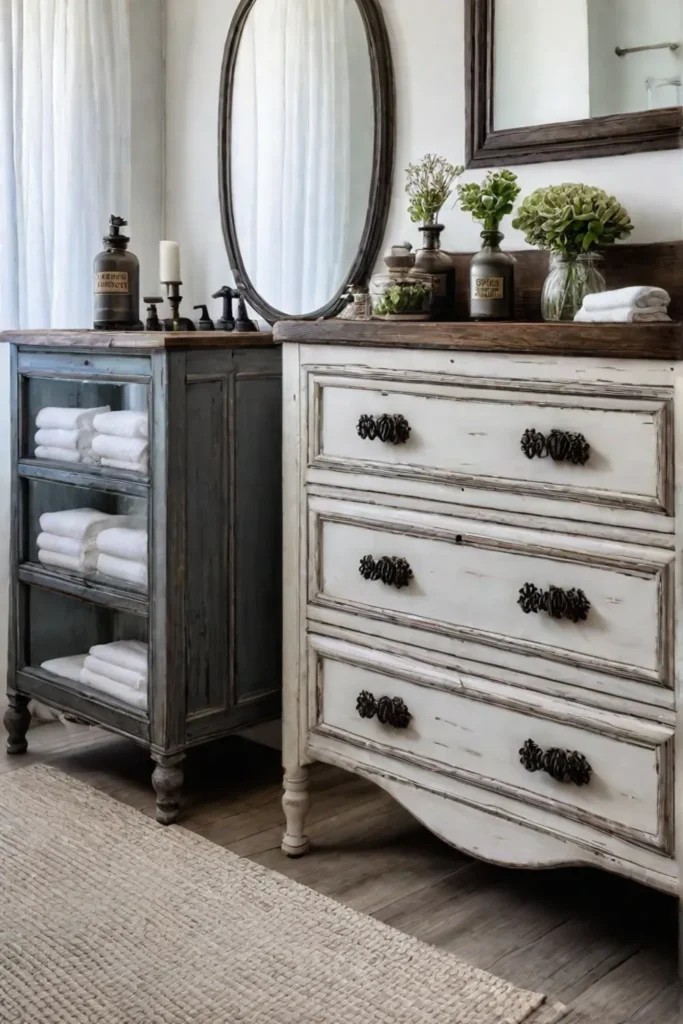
left=1, top=329, right=282, bottom=823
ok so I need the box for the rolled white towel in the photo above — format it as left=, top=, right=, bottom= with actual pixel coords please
left=574, top=307, right=671, bottom=323
left=83, top=654, right=146, bottom=691
left=34, top=428, right=96, bottom=451
left=79, top=667, right=148, bottom=710
left=35, top=405, right=110, bottom=430
left=39, top=508, right=118, bottom=542
left=92, top=434, right=148, bottom=464
left=35, top=446, right=82, bottom=464
left=38, top=549, right=96, bottom=574
left=89, top=640, right=148, bottom=675
left=101, top=456, right=148, bottom=474
left=581, top=286, right=671, bottom=312
left=93, top=410, right=148, bottom=439
left=37, top=532, right=84, bottom=557
left=96, top=527, right=147, bottom=563
left=97, top=552, right=148, bottom=587
left=41, top=654, right=87, bottom=683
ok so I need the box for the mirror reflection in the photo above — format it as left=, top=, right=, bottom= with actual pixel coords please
left=493, top=0, right=682, bottom=131
left=230, top=0, right=375, bottom=316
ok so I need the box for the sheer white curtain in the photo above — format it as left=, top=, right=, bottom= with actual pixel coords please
left=231, top=0, right=373, bottom=315
left=0, top=0, right=132, bottom=330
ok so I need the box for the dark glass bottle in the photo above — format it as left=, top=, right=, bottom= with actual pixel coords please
left=469, top=230, right=516, bottom=321
left=93, top=215, right=143, bottom=330
left=414, top=220, right=455, bottom=321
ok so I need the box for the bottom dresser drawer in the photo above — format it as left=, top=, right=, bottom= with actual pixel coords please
left=308, top=635, right=674, bottom=857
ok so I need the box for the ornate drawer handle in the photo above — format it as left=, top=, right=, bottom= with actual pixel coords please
left=519, top=738, right=592, bottom=786
left=518, top=583, right=590, bottom=623
left=520, top=428, right=590, bottom=465
left=359, top=555, right=413, bottom=590
left=357, top=413, right=411, bottom=445
left=356, top=690, right=411, bottom=729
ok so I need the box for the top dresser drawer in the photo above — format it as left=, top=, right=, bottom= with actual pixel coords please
left=309, top=374, right=673, bottom=517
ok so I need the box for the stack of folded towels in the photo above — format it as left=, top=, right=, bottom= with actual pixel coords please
left=95, top=524, right=148, bottom=588
left=40, top=640, right=148, bottom=710
left=34, top=406, right=110, bottom=464
left=92, top=410, right=149, bottom=474
left=574, top=286, right=672, bottom=323
left=37, top=508, right=131, bottom=575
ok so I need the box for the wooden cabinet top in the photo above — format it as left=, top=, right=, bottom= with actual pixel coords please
left=0, top=329, right=275, bottom=351
left=273, top=319, right=683, bottom=361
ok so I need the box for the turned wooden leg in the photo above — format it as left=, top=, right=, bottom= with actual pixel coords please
left=151, top=753, right=185, bottom=825
left=281, top=765, right=310, bottom=857
left=4, top=694, right=31, bottom=755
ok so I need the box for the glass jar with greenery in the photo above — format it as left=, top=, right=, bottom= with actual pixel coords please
left=370, top=244, right=433, bottom=321
left=457, top=169, right=521, bottom=320
left=512, top=183, right=633, bottom=321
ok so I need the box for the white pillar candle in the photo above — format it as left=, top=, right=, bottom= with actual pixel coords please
left=160, top=241, right=181, bottom=282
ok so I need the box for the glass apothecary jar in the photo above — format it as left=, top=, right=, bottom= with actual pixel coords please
left=541, top=253, right=606, bottom=322
left=370, top=244, right=433, bottom=321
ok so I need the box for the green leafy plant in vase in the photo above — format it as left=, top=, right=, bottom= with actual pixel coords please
left=512, top=183, right=633, bottom=321
left=406, top=154, right=464, bottom=320
left=457, top=169, right=521, bottom=320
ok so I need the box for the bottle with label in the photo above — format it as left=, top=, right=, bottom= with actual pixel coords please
left=414, top=219, right=455, bottom=321
left=93, top=215, right=143, bottom=330
left=469, top=231, right=515, bottom=320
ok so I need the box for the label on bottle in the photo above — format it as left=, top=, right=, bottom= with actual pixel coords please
left=474, top=276, right=504, bottom=300
left=95, top=271, right=129, bottom=295
left=431, top=274, right=447, bottom=297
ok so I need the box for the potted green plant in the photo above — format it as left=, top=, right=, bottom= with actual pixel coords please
left=512, top=183, right=633, bottom=321
left=457, top=169, right=521, bottom=320
left=405, top=154, right=464, bottom=320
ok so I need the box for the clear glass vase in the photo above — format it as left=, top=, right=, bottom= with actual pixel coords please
left=541, top=254, right=606, bottom=322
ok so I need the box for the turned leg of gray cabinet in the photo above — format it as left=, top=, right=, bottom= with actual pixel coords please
left=4, top=694, right=31, bottom=755
left=151, top=753, right=186, bottom=825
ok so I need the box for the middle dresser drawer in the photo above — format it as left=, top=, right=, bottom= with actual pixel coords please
left=309, top=496, right=674, bottom=688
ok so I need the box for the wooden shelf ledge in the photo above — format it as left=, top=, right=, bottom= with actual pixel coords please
left=19, top=563, right=148, bottom=617
left=18, top=459, right=150, bottom=497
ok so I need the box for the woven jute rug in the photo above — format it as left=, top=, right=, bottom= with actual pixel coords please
left=0, top=766, right=565, bottom=1024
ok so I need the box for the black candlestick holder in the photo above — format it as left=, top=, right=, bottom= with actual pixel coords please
left=162, top=282, right=196, bottom=332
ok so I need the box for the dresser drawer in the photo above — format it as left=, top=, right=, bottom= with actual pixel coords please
left=309, top=636, right=674, bottom=856
left=309, top=374, right=672, bottom=516
left=309, top=496, right=673, bottom=687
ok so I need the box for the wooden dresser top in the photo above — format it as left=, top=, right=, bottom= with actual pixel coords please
left=0, top=329, right=275, bottom=351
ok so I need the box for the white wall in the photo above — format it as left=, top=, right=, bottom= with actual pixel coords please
left=164, top=0, right=683, bottom=313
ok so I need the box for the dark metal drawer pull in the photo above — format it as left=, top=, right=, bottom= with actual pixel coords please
left=356, top=690, right=411, bottom=729
left=520, top=428, right=590, bottom=465
left=357, top=413, right=411, bottom=445
left=518, top=583, right=590, bottom=623
left=519, top=738, right=592, bottom=786
left=359, top=555, right=413, bottom=590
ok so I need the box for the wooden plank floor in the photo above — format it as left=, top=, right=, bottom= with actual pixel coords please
left=2, top=722, right=679, bottom=1024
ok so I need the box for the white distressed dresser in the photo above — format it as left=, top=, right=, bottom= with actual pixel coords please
left=275, top=319, right=683, bottom=963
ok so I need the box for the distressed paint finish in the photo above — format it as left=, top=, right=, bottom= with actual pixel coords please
left=2, top=331, right=282, bottom=823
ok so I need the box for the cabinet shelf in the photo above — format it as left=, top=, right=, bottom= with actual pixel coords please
left=18, top=562, right=148, bottom=616
left=16, top=667, right=150, bottom=739
left=18, top=459, right=149, bottom=497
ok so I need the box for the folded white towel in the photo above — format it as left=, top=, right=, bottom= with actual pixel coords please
left=92, top=434, right=148, bottom=464
left=37, top=532, right=84, bottom=557
left=34, top=428, right=96, bottom=451
left=89, top=640, right=148, bottom=676
left=83, top=654, right=146, bottom=691
left=96, top=527, right=148, bottom=563
left=93, top=410, right=148, bottom=440
left=80, top=667, right=148, bottom=710
left=35, top=446, right=82, bottom=464
left=574, top=307, right=671, bottom=323
left=581, top=286, right=671, bottom=312
left=101, top=456, right=148, bottom=475
left=36, top=405, right=110, bottom=430
left=97, top=553, right=148, bottom=587
left=39, top=508, right=118, bottom=542
left=41, top=654, right=87, bottom=683
left=38, top=549, right=96, bottom=574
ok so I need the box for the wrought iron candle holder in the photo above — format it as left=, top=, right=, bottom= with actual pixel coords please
left=162, top=281, right=196, bottom=332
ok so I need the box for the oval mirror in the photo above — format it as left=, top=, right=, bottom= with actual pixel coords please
left=219, top=0, right=394, bottom=322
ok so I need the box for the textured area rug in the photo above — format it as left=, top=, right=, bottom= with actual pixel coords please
left=0, top=766, right=565, bottom=1024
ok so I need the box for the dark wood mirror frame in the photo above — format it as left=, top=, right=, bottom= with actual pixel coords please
left=218, top=0, right=395, bottom=324
left=465, top=0, right=683, bottom=168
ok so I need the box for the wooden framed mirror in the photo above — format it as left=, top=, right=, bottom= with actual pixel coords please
left=466, top=0, right=682, bottom=167
left=219, top=0, right=395, bottom=323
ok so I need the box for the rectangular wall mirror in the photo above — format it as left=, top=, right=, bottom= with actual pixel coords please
left=466, top=0, right=683, bottom=166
